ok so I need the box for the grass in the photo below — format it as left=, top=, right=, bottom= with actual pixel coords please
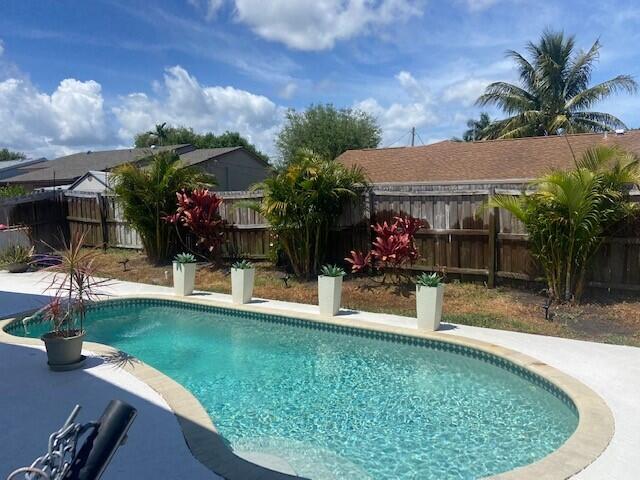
left=90, top=248, right=640, bottom=347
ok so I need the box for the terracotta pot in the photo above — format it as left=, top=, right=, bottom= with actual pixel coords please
left=41, top=330, right=85, bottom=369
left=6, top=262, right=28, bottom=273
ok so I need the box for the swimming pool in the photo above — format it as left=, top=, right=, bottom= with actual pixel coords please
left=10, top=298, right=578, bottom=479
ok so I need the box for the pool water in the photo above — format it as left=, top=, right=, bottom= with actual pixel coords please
left=12, top=300, right=578, bottom=479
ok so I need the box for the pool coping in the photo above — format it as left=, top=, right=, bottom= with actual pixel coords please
left=0, top=293, right=614, bottom=480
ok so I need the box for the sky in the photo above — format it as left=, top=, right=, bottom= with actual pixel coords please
left=1, top=0, right=640, bottom=160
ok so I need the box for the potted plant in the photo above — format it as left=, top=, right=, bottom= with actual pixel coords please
left=231, top=259, right=255, bottom=304
left=40, top=232, right=103, bottom=370
left=318, top=264, right=345, bottom=316
left=0, top=244, right=34, bottom=273
left=415, top=272, right=444, bottom=331
left=173, top=253, right=197, bottom=296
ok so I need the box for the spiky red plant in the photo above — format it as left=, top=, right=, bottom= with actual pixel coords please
left=165, top=189, right=226, bottom=256
left=346, top=216, right=422, bottom=273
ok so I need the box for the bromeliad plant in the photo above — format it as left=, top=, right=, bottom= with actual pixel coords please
left=346, top=216, right=423, bottom=277
left=165, top=189, right=226, bottom=262
left=490, top=145, right=640, bottom=302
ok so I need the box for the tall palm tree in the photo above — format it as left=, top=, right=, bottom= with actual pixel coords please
left=111, top=151, right=213, bottom=263
left=477, top=30, right=637, bottom=139
left=147, top=122, right=169, bottom=146
left=462, top=113, right=492, bottom=141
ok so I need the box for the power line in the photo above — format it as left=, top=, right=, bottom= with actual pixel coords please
left=415, top=130, right=426, bottom=146
left=384, top=130, right=411, bottom=148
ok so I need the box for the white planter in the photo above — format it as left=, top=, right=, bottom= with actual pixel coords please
left=231, top=267, right=255, bottom=304
left=416, top=284, right=444, bottom=331
left=318, top=275, right=343, bottom=316
left=173, top=261, right=196, bottom=296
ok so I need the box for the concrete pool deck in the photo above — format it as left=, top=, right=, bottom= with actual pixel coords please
left=1, top=270, right=638, bottom=479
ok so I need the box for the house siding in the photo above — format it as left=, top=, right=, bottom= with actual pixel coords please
left=195, top=150, right=270, bottom=191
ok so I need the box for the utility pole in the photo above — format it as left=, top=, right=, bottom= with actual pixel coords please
left=410, top=127, right=415, bottom=147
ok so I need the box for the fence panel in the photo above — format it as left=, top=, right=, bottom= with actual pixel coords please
left=0, top=191, right=67, bottom=250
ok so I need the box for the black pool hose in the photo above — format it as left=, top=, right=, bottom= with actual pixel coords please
left=65, top=400, right=138, bottom=480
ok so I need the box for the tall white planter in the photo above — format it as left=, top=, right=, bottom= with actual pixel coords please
left=173, top=261, right=196, bottom=296
left=231, top=267, right=255, bottom=304
left=416, top=284, right=444, bottom=331
left=318, top=275, right=343, bottom=316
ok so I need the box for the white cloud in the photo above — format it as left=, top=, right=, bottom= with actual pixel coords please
left=443, top=78, right=492, bottom=106
left=0, top=76, right=108, bottom=157
left=278, top=82, right=297, bottom=99
left=112, top=65, right=283, bottom=154
left=0, top=64, right=284, bottom=159
left=0, top=39, right=4, bottom=57
left=188, top=0, right=225, bottom=20
left=231, top=0, right=423, bottom=51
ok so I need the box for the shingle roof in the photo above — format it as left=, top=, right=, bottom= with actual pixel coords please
left=178, top=147, right=241, bottom=167
left=337, top=131, right=640, bottom=184
left=5, top=145, right=191, bottom=183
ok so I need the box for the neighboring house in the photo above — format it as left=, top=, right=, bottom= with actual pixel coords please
left=68, top=171, right=113, bottom=193
left=1, top=144, right=270, bottom=191
left=179, top=147, right=270, bottom=191
left=0, top=157, right=49, bottom=181
left=337, top=130, right=640, bottom=192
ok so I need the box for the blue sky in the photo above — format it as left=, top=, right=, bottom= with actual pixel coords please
left=1, top=0, right=639, bottom=159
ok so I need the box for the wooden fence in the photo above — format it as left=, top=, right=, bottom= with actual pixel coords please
left=3, top=188, right=639, bottom=292
left=0, top=191, right=68, bottom=250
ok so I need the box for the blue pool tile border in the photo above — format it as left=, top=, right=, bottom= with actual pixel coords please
left=8, top=297, right=578, bottom=415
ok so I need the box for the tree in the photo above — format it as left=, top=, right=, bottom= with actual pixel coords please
left=134, top=125, right=269, bottom=163
left=147, top=122, right=169, bottom=146
left=0, top=148, right=26, bottom=162
left=276, top=104, right=381, bottom=164
left=251, top=149, right=369, bottom=278
left=462, top=113, right=492, bottom=141
left=490, top=146, right=640, bottom=302
left=111, top=151, right=214, bottom=263
left=477, top=30, right=638, bottom=139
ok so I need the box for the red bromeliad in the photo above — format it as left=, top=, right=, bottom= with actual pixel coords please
left=346, top=216, right=422, bottom=273
left=165, top=189, right=226, bottom=256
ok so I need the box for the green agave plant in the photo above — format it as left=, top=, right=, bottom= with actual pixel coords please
left=320, top=264, right=346, bottom=277
left=415, top=272, right=443, bottom=287
left=231, top=259, right=254, bottom=269
left=174, top=252, right=197, bottom=264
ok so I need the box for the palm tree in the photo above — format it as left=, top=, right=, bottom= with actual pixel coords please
left=477, top=30, right=638, bottom=139
left=251, top=149, right=369, bottom=278
left=462, top=113, right=492, bottom=141
left=111, top=151, right=213, bottom=263
left=147, top=122, right=169, bottom=146
left=490, top=145, right=639, bottom=302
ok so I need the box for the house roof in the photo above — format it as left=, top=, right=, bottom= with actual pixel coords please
left=0, top=158, right=49, bottom=181
left=4, top=145, right=192, bottom=184
left=178, top=147, right=242, bottom=167
left=337, top=131, right=640, bottom=184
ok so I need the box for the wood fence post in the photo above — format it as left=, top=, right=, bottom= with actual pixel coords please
left=96, top=193, right=108, bottom=250
left=487, top=188, right=498, bottom=288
